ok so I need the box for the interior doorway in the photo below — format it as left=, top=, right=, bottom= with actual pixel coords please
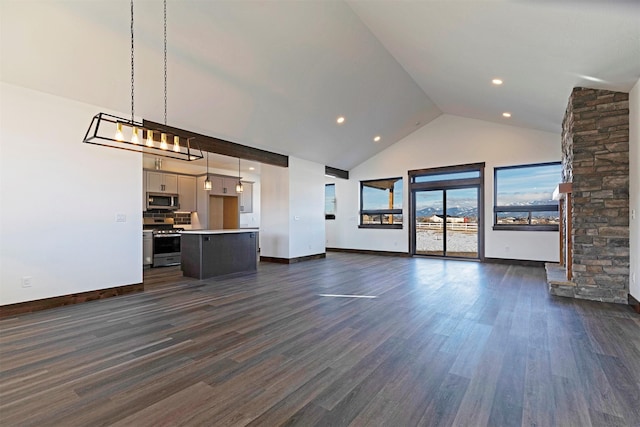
left=409, top=163, right=484, bottom=260
left=209, top=195, right=239, bottom=229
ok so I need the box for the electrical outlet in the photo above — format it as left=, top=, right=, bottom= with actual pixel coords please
left=22, top=276, right=32, bottom=288
left=632, top=209, right=636, bottom=220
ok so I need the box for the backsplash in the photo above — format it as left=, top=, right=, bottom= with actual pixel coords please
left=143, top=210, right=191, bottom=225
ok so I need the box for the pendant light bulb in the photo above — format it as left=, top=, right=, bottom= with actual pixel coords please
left=131, top=127, right=140, bottom=144
left=160, top=133, right=168, bottom=150
left=236, top=157, right=243, bottom=192
left=146, top=130, right=154, bottom=147
left=173, top=136, right=180, bottom=152
left=204, top=151, right=212, bottom=190
left=115, top=122, right=124, bottom=141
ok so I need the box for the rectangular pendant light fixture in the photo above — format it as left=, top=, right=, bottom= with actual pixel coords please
left=83, top=112, right=203, bottom=161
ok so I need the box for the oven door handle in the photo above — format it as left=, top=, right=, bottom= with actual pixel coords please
left=154, top=234, right=182, bottom=238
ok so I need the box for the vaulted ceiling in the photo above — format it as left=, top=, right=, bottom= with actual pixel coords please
left=2, top=1, right=638, bottom=171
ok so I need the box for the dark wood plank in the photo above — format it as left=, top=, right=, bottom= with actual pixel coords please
left=0, top=253, right=638, bottom=426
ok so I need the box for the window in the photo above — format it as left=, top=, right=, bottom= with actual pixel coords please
left=494, top=162, right=561, bottom=231
left=414, top=170, right=480, bottom=183
left=325, top=183, right=336, bottom=220
left=360, top=177, right=403, bottom=228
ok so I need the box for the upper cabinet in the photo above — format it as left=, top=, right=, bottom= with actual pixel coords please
left=239, top=182, right=253, bottom=213
left=178, top=175, right=197, bottom=212
left=222, top=177, right=239, bottom=196
left=208, top=176, right=239, bottom=196
left=147, top=172, right=178, bottom=194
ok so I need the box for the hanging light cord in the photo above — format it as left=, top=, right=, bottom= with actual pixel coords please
left=163, top=0, right=167, bottom=126
left=130, top=0, right=135, bottom=123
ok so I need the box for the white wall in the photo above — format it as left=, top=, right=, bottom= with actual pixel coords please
left=327, top=114, right=561, bottom=261
left=260, top=157, right=325, bottom=260
left=288, top=157, right=325, bottom=258
left=0, top=83, right=142, bottom=305
left=260, top=164, right=290, bottom=258
left=240, top=177, right=261, bottom=229
left=629, top=78, right=639, bottom=301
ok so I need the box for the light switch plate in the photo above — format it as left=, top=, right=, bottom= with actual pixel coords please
left=116, top=213, right=127, bottom=222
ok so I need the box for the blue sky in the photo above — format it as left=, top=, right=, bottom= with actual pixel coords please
left=496, top=164, right=560, bottom=205
left=362, top=180, right=403, bottom=210
left=333, top=163, right=560, bottom=213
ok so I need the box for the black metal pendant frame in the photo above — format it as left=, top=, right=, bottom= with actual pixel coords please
left=83, top=112, right=204, bottom=161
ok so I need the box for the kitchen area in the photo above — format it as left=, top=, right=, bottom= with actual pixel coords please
left=142, top=154, right=261, bottom=282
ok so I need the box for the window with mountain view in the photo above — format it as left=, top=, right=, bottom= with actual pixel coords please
left=494, top=162, right=561, bottom=231
left=360, top=177, right=403, bottom=228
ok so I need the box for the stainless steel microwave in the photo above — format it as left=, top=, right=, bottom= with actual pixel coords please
left=147, top=193, right=179, bottom=210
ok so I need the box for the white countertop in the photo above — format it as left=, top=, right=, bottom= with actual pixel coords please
left=180, top=229, right=258, bottom=235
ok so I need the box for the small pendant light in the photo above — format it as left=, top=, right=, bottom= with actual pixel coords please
left=146, top=130, right=154, bottom=147
left=204, top=152, right=212, bottom=191
left=131, top=126, right=140, bottom=144
left=236, top=158, right=244, bottom=193
left=173, top=135, right=180, bottom=152
left=115, top=122, right=124, bottom=141
left=160, top=132, right=168, bottom=150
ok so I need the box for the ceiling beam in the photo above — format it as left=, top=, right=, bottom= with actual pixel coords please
left=143, top=120, right=288, bottom=168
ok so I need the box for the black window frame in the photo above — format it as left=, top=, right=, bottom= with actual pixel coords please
left=359, top=177, right=403, bottom=229
left=493, top=162, right=560, bottom=231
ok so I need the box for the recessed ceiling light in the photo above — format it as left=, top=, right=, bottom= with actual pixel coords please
left=336, top=116, right=345, bottom=124
left=373, top=136, right=381, bottom=142
left=249, top=167, right=255, bottom=171
left=502, top=112, right=511, bottom=118
left=492, top=78, right=503, bottom=85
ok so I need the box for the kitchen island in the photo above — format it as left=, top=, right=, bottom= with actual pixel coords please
left=181, top=229, right=259, bottom=279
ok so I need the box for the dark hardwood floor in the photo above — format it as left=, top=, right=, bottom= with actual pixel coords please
left=1, top=253, right=639, bottom=426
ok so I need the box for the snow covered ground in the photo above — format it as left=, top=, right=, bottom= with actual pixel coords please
left=416, top=229, right=478, bottom=255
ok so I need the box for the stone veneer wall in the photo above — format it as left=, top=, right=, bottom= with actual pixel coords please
left=559, top=87, right=630, bottom=303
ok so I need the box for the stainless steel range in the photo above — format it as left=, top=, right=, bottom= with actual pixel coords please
left=143, top=218, right=183, bottom=267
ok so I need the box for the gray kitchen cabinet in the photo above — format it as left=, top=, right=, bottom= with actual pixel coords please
left=222, top=177, right=239, bottom=196
left=181, top=231, right=258, bottom=279
left=178, top=175, right=197, bottom=212
left=209, top=176, right=224, bottom=195
left=147, top=171, right=178, bottom=194
left=239, top=181, right=253, bottom=213
left=208, top=176, right=239, bottom=196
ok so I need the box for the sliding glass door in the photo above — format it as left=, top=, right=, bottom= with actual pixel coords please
left=414, top=188, right=479, bottom=258
left=414, top=190, right=445, bottom=256
left=409, top=164, right=484, bottom=260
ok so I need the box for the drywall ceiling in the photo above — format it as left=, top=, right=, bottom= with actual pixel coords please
left=348, top=0, right=640, bottom=134
left=2, top=1, right=638, bottom=172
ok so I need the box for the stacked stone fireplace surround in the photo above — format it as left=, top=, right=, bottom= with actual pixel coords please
left=550, top=87, right=630, bottom=304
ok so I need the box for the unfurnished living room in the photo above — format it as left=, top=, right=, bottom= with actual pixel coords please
left=1, top=1, right=639, bottom=426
